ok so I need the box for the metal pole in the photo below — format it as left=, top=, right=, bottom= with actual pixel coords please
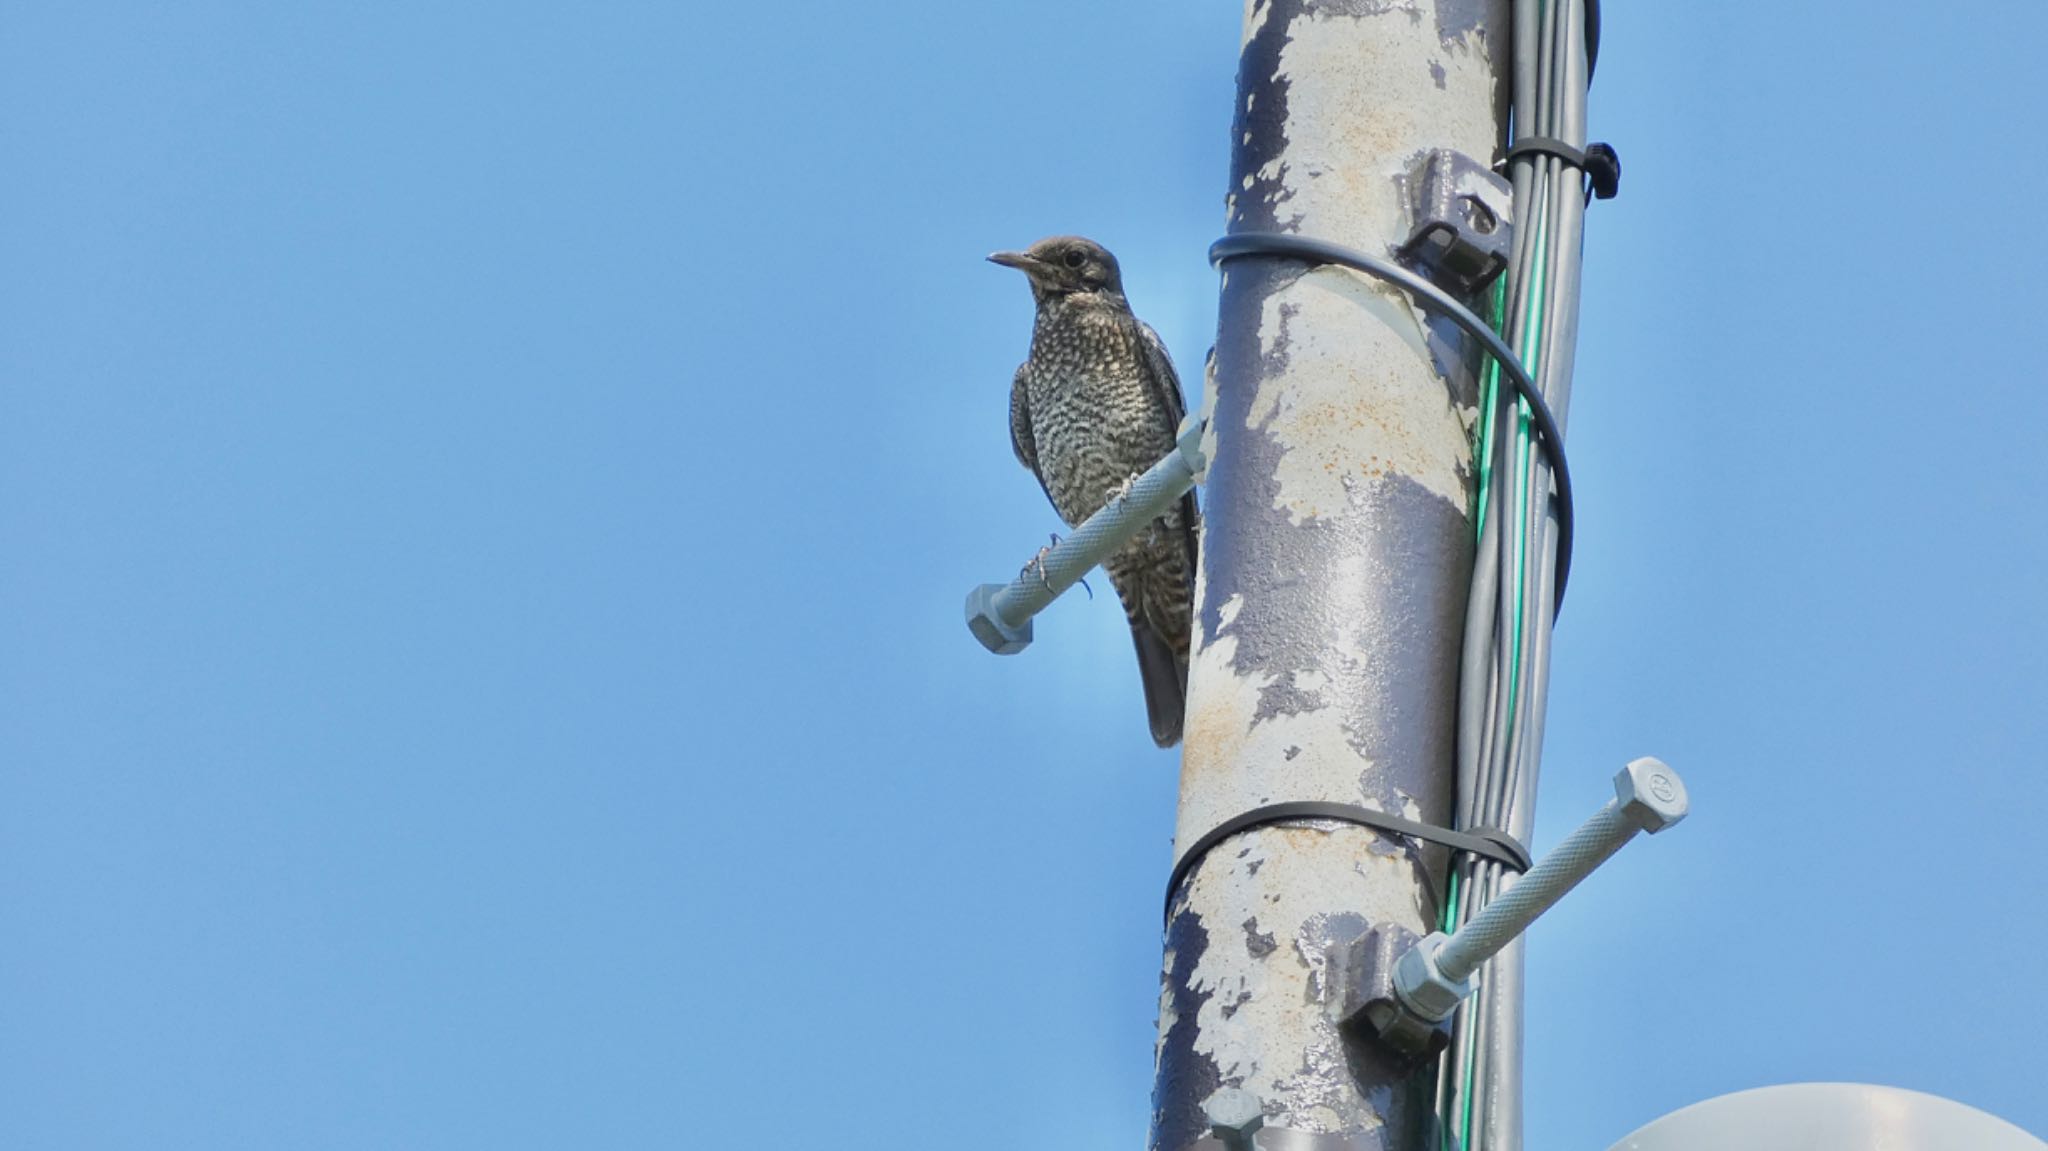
left=1151, top=4, right=1508, bottom=1149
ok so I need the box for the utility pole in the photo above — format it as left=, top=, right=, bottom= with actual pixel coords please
left=1152, top=3, right=1510, bottom=1148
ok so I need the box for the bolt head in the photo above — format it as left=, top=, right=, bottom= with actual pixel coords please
left=1613, top=757, right=1689, bottom=833
left=1202, top=1087, right=1265, bottom=1138
left=964, top=584, right=1032, bottom=655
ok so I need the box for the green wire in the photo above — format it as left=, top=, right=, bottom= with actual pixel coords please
left=1450, top=19, right=1567, bottom=1129
left=1449, top=3, right=1573, bottom=1144
left=1441, top=277, right=1515, bottom=1150
left=1437, top=868, right=1464, bottom=1151
left=1507, top=200, right=1551, bottom=727
left=1473, top=279, right=1506, bottom=544
left=1447, top=175, right=1556, bottom=1151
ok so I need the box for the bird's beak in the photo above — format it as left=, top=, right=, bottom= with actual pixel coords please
left=988, top=250, right=1047, bottom=275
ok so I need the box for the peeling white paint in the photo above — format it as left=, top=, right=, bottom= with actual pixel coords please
left=1216, top=593, right=1246, bottom=633
left=1225, top=7, right=1496, bottom=526
left=1248, top=271, right=1473, bottom=521
left=1155, top=945, right=1180, bottom=1061
left=1197, top=355, right=1224, bottom=531
left=1244, top=0, right=1272, bottom=52
left=1259, top=8, right=1498, bottom=246
left=1178, top=829, right=1427, bottom=1130
left=1178, top=618, right=1425, bottom=857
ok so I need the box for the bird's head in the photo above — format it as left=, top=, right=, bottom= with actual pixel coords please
left=988, top=236, right=1124, bottom=303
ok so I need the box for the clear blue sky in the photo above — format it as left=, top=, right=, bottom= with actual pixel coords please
left=2, top=2, right=2041, bottom=1147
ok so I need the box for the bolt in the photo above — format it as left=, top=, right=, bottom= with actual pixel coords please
left=1614, top=756, right=1688, bottom=832
left=1409, top=757, right=1692, bottom=997
left=1465, top=196, right=1498, bottom=235
left=1202, top=1086, right=1265, bottom=1151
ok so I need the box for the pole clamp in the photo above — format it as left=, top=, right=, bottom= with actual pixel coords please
left=1398, top=149, right=1515, bottom=296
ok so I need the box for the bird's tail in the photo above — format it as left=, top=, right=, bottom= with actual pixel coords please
left=1131, top=622, right=1187, bottom=748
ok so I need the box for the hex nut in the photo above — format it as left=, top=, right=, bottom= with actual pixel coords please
left=1203, top=1086, right=1266, bottom=1144
left=1613, top=757, right=1688, bottom=833
left=964, top=584, right=1032, bottom=655
left=1390, top=933, right=1472, bottom=1024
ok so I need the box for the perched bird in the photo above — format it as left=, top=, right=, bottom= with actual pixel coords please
left=990, top=236, right=1199, bottom=747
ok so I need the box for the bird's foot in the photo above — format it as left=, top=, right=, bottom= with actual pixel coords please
left=1105, top=473, right=1141, bottom=510
left=1020, top=533, right=1092, bottom=599
left=1022, top=533, right=1061, bottom=593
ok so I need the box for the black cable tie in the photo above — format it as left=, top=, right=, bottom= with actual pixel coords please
left=1163, top=801, right=1531, bottom=924
left=1210, top=232, right=1573, bottom=612
left=1584, top=142, right=1621, bottom=200
left=1504, top=136, right=1621, bottom=203
left=1505, top=134, right=1585, bottom=169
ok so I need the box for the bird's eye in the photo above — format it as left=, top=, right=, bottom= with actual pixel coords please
left=1063, top=249, right=1087, bottom=269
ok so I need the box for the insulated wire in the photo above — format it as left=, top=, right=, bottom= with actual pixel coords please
left=1440, top=0, right=1589, bottom=1146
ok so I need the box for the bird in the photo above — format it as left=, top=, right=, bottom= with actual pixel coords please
left=989, top=235, right=1199, bottom=748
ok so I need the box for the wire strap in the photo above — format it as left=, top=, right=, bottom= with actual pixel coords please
left=1164, top=801, right=1531, bottom=924
left=1505, top=136, right=1621, bottom=201
left=1505, top=133, right=1585, bottom=168
left=1211, top=232, right=1574, bottom=611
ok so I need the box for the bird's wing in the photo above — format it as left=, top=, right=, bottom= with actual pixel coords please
left=1137, top=321, right=1202, bottom=569
left=1010, top=363, right=1053, bottom=505
left=1135, top=321, right=1189, bottom=429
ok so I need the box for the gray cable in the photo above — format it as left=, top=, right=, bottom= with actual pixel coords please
left=1443, top=0, right=1593, bottom=1147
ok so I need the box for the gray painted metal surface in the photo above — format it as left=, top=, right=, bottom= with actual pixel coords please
left=1609, top=1083, right=2044, bottom=1151
left=1151, top=3, right=1508, bottom=1149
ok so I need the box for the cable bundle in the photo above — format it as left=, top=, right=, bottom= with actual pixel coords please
left=1435, top=1, right=1596, bottom=1148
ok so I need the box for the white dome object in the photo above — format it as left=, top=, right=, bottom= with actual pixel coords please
left=1609, top=1082, right=2042, bottom=1151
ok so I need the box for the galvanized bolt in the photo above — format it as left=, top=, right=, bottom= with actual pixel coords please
left=1392, top=758, right=1690, bottom=1022
left=1202, top=1086, right=1265, bottom=1151
left=963, top=418, right=1207, bottom=655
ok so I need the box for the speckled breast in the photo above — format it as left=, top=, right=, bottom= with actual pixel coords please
left=1024, top=301, right=1178, bottom=529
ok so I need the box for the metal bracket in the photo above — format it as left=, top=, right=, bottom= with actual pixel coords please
left=1397, top=148, right=1514, bottom=297
left=1327, top=921, right=1453, bottom=1061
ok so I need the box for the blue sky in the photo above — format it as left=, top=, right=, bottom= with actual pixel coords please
left=2, top=2, right=2042, bottom=1148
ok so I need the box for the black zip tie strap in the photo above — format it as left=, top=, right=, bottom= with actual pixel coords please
left=1505, top=133, right=1585, bottom=167
left=1505, top=135, right=1621, bottom=202
left=1211, top=231, right=1574, bottom=612
left=1164, top=801, right=1531, bottom=924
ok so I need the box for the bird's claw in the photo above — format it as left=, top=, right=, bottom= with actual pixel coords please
left=1022, top=544, right=1056, bottom=593
left=1022, top=533, right=1062, bottom=594
left=1105, top=473, right=1141, bottom=509
left=1020, top=533, right=1092, bottom=600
